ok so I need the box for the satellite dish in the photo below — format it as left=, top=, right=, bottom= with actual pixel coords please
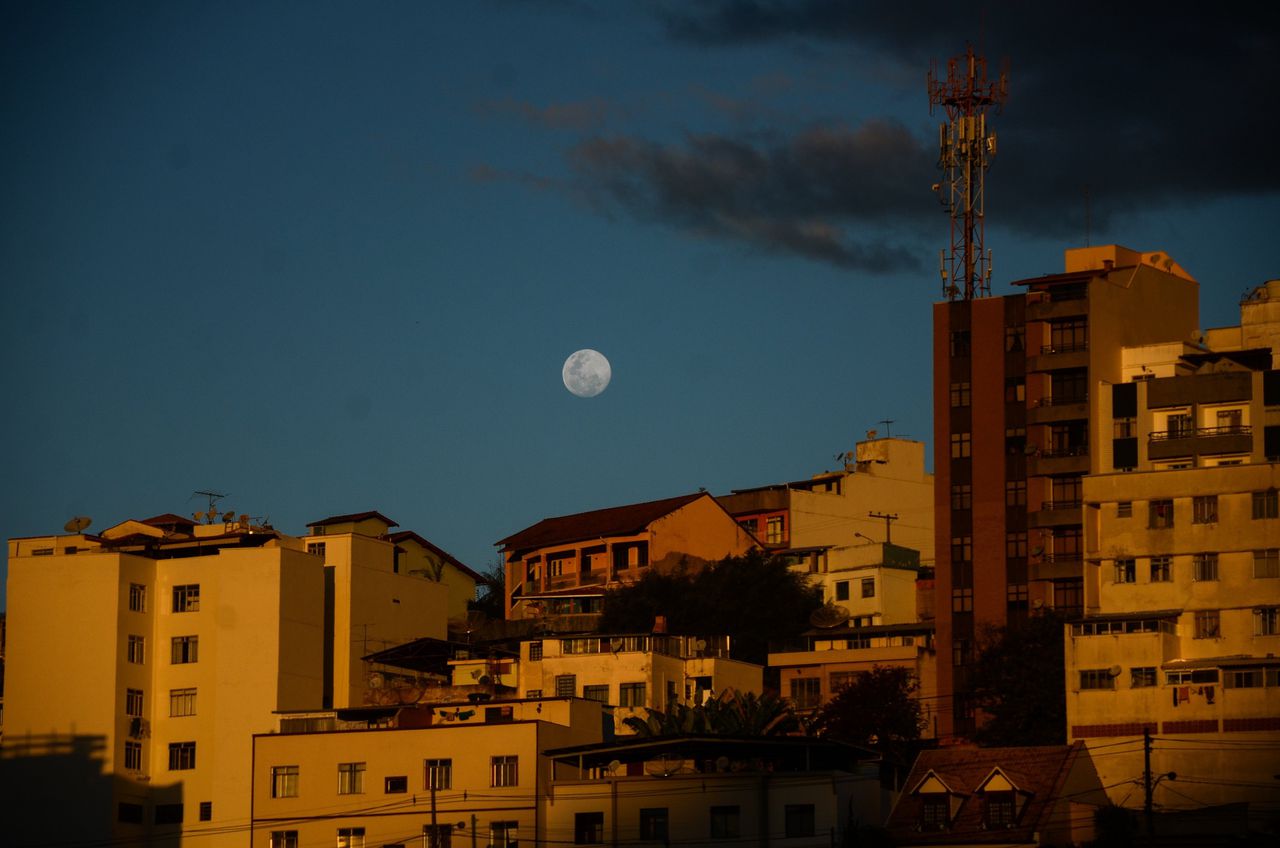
left=222, top=511, right=235, bottom=522
left=809, top=604, right=851, bottom=629
left=692, top=638, right=708, bottom=653
left=1107, top=665, right=1123, bottom=678
left=606, top=759, right=623, bottom=776
left=63, top=516, right=92, bottom=533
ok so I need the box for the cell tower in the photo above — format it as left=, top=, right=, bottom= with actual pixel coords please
left=928, top=47, right=1008, bottom=300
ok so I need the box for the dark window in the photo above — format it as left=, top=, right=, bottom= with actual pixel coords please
left=639, top=808, right=668, bottom=841
left=1256, top=549, right=1280, bottom=578
left=1054, top=580, right=1084, bottom=614
left=199, top=802, right=212, bottom=822
left=1150, top=556, right=1172, bottom=582
left=921, top=795, right=949, bottom=829
left=1194, top=610, right=1220, bottom=639
left=172, top=584, right=200, bottom=613
left=155, top=803, right=184, bottom=824
left=1113, top=437, right=1138, bottom=470
left=620, top=682, right=646, bottom=707
left=785, top=804, right=816, bottom=838
left=1005, top=325, right=1024, bottom=352
left=1048, top=318, right=1087, bottom=352
left=1112, top=382, right=1137, bottom=418
left=835, top=580, right=850, bottom=601
left=582, top=685, right=609, bottom=703
left=1130, top=667, right=1157, bottom=688
left=950, top=381, right=971, bottom=407
left=984, top=791, right=1016, bottom=827
left=118, top=802, right=144, bottom=824
left=1254, top=490, right=1279, bottom=520
left=1114, top=559, right=1136, bottom=584
left=790, top=677, right=821, bottom=710
left=1192, top=496, right=1218, bottom=524
left=425, top=826, right=452, bottom=848
left=710, top=806, right=740, bottom=839
left=951, top=483, right=972, bottom=510
left=1117, top=501, right=1132, bottom=518
left=528, top=641, right=543, bottom=661
left=1006, top=480, right=1026, bottom=506
left=425, top=759, right=452, bottom=790
left=1193, top=553, right=1219, bottom=582
left=950, top=330, right=971, bottom=357
left=1005, top=377, right=1025, bottom=403
left=1050, top=369, right=1088, bottom=404
left=861, top=577, right=875, bottom=598
left=272, top=765, right=299, bottom=798
left=168, top=742, right=196, bottom=770
left=1149, top=499, right=1174, bottom=529
left=270, top=832, right=299, bottom=848
left=385, top=775, right=408, bottom=793
left=171, top=635, right=199, bottom=664
left=555, top=674, right=576, bottom=697
left=575, top=812, right=605, bottom=845
left=486, top=706, right=514, bottom=723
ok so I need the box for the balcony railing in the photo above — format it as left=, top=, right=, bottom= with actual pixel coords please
left=1035, top=395, right=1088, bottom=407
left=1040, top=342, right=1088, bottom=355
left=1040, top=445, right=1089, bottom=459
left=1149, top=424, right=1250, bottom=441
left=1041, top=499, right=1083, bottom=511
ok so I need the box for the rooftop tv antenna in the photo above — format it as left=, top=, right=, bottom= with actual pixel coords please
left=868, top=511, right=899, bottom=544
left=928, top=46, right=1008, bottom=300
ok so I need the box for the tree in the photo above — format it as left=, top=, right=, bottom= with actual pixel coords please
left=966, top=611, right=1066, bottom=746
left=624, top=689, right=799, bottom=738
left=468, top=559, right=507, bottom=621
left=808, top=665, right=924, bottom=762
left=597, top=549, right=821, bottom=665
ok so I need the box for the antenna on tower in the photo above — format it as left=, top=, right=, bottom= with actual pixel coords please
left=928, top=46, right=1008, bottom=300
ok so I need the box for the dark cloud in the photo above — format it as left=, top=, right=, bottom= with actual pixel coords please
left=476, top=96, right=616, bottom=131
left=535, top=1, right=1274, bottom=269
left=568, top=121, right=930, bottom=271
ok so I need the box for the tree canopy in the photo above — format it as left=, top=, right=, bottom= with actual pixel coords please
left=966, top=611, right=1067, bottom=746
left=807, top=665, right=925, bottom=762
left=596, top=549, right=822, bottom=665
left=624, top=689, right=799, bottom=738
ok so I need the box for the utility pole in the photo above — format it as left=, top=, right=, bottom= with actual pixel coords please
left=1143, top=727, right=1154, bottom=837
left=868, top=512, right=899, bottom=544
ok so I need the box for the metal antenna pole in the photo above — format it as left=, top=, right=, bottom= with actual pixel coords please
left=868, top=512, right=899, bottom=544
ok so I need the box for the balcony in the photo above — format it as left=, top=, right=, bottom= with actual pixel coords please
left=1028, top=395, right=1089, bottom=424
left=1028, top=343, right=1089, bottom=373
left=1027, top=290, right=1088, bottom=321
left=1028, top=500, right=1083, bottom=528
left=1148, top=425, right=1253, bottom=460
left=1029, top=446, right=1090, bottom=476
left=1030, top=555, right=1084, bottom=581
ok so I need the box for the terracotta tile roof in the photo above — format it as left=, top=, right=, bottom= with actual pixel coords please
left=385, top=530, right=481, bottom=581
left=306, top=510, right=398, bottom=529
left=496, top=493, right=707, bottom=554
left=886, top=743, right=1096, bottom=844
left=141, top=513, right=197, bottom=528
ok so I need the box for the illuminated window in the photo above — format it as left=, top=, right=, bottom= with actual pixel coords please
left=490, top=756, right=518, bottom=788
left=1114, top=559, right=1136, bottom=584
left=338, top=762, right=365, bottom=795
left=271, top=765, right=299, bottom=798
left=337, top=828, right=365, bottom=848
left=950, top=381, right=971, bottom=407
left=950, top=432, right=971, bottom=458
left=425, top=759, right=452, bottom=790
left=270, top=831, right=298, bottom=848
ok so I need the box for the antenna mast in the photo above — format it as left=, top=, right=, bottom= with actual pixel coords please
left=928, top=46, right=1008, bottom=300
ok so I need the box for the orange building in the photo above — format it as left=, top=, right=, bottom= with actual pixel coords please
left=498, top=493, right=757, bottom=628
left=932, top=245, right=1199, bottom=739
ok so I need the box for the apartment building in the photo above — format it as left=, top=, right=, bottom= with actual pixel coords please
left=718, top=436, right=935, bottom=567
left=932, top=245, right=1200, bottom=738
left=498, top=493, right=757, bottom=627
left=1065, top=284, right=1280, bottom=825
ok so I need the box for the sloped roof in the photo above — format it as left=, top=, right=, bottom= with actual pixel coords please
left=307, top=510, right=399, bottom=530
left=141, top=513, right=197, bottom=529
left=385, top=530, right=481, bottom=581
left=496, top=493, right=706, bottom=554
left=886, top=743, right=1094, bottom=844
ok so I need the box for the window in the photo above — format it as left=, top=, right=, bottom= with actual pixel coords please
left=555, top=674, right=576, bottom=698
left=528, top=641, right=543, bottom=661
left=620, top=682, right=646, bottom=707
left=1049, top=317, right=1087, bottom=351
left=1114, top=418, right=1135, bottom=438
left=1194, top=610, right=1220, bottom=639
left=1005, top=325, right=1024, bottom=352
left=950, top=330, right=971, bottom=357
left=525, top=689, right=542, bottom=698
left=639, top=808, right=668, bottom=841
left=1150, top=556, right=1172, bottom=582
left=921, top=795, right=949, bottom=829
left=950, top=432, right=971, bottom=458
left=127, top=635, right=145, bottom=664
left=951, top=483, right=972, bottom=510
left=785, top=804, right=816, bottom=838
left=861, top=577, right=875, bottom=598
left=1054, top=580, right=1084, bottom=613
left=170, top=688, right=196, bottom=717
left=338, top=762, right=365, bottom=794
left=582, top=684, right=610, bottom=703
left=1131, top=667, right=1157, bottom=688
left=1117, top=501, right=1132, bottom=518
left=710, top=806, right=740, bottom=839
left=834, top=581, right=850, bottom=601
left=118, top=801, right=144, bottom=823
left=1192, top=495, right=1218, bottom=524
left=950, top=381, right=971, bottom=407
left=1006, top=532, right=1027, bottom=559
left=337, top=828, right=366, bottom=848
left=1193, top=553, right=1219, bottom=582
left=1167, top=412, right=1194, bottom=438
left=984, top=792, right=1017, bottom=828
left=155, top=803, right=184, bottom=824
left=172, top=584, right=200, bottom=612
left=951, top=535, right=972, bottom=563
left=952, top=588, right=973, bottom=612
left=425, top=758, right=452, bottom=790
left=270, top=832, right=299, bottom=848
left=1006, top=480, right=1026, bottom=507
left=129, top=583, right=146, bottom=612
left=1255, top=608, right=1280, bottom=636
left=1256, top=549, right=1280, bottom=578
left=425, top=825, right=453, bottom=848
left=1216, top=408, right=1243, bottom=430
left=490, top=821, right=518, bottom=848
left=171, top=636, right=199, bottom=664
left=126, top=688, right=144, bottom=717
left=272, top=765, right=299, bottom=798
left=199, top=802, right=212, bottom=822
left=1050, top=368, right=1088, bottom=404
left=168, top=742, right=196, bottom=770
left=1079, top=669, right=1115, bottom=690
left=124, top=740, right=142, bottom=771
left=491, top=755, right=518, bottom=787
left=306, top=541, right=326, bottom=558
left=1226, top=669, right=1264, bottom=688
left=574, top=812, right=605, bottom=845
left=790, top=677, right=821, bottom=710
left=385, top=775, right=408, bottom=793
left=765, top=515, right=785, bottom=544
left=1149, top=499, right=1174, bottom=529
left=1114, top=558, right=1136, bottom=584
left=1166, top=669, right=1219, bottom=685
left=1253, top=489, right=1279, bottom=519
left=1005, top=377, right=1025, bottom=403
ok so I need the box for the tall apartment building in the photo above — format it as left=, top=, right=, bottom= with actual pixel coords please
left=2, top=510, right=454, bottom=845
left=932, top=245, right=1199, bottom=738
left=1065, top=281, right=1280, bottom=825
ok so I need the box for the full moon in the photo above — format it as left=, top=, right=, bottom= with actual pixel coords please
left=562, top=349, right=612, bottom=397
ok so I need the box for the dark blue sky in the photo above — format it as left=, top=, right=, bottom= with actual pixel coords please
left=3, top=1, right=1277, bottom=608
